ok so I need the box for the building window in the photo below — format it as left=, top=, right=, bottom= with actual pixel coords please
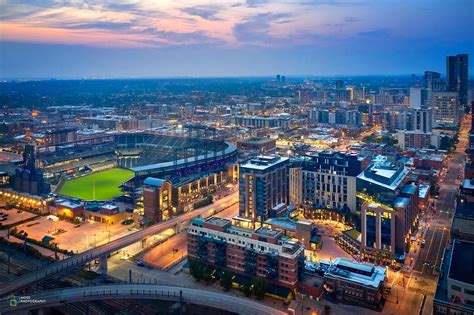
left=465, top=288, right=474, bottom=295
left=451, top=285, right=462, bottom=291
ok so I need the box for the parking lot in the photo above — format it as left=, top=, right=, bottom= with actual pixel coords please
left=0, top=207, right=37, bottom=226
left=13, top=216, right=136, bottom=253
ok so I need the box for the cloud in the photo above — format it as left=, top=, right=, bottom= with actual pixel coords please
left=357, top=28, right=390, bottom=39
left=233, top=12, right=292, bottom=43
left=181, top=5, right=223, bottom=21
left=246, top=0, right=269, bottom=8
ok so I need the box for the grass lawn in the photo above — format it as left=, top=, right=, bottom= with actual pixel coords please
left=58, top=168, right=134, bottom=201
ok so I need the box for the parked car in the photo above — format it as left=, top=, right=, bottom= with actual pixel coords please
left=421, top=239, right=426, bottom=247
left=121, top=219, right=134, bottom=225
left=136, top=260, right=145, bottom=267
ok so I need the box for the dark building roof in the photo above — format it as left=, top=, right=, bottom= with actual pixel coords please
left=448, top=239, right=474, bottom=285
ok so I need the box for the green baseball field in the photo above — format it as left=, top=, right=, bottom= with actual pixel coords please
left=58, top=168, right=135, bottom=201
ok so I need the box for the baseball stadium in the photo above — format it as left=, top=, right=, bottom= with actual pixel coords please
left=38, top=125, right=237, bottom=202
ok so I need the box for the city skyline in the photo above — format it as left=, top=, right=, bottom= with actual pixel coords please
left=1, top=0, right=473, bottom=78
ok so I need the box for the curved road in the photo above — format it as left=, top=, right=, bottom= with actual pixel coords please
left=0, top=284, right=286, bottom=315
left=0, top=192, right=238, bottom=297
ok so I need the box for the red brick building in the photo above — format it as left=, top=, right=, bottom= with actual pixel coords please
left=187, top=217, right=305, bottom=288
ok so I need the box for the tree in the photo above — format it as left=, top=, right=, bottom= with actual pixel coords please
left=220, top=271, right=233, bottom=291
left=202, top=266, right=213, bottom=283
left=189, top=260, right=204, bottom=281
left=251, top=277, right=267, bottom=300
left=241, top=283, right=252, bottom=297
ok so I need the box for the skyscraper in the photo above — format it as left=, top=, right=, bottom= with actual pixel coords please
left=423, top=71, right=444, bottom=92
left=447, top=54, right=469, bottom=107
left=432, top=91, right=460, bottom=128
left=409, top=87, right=429, bottom=109
left=239, top=155, right=289, bottom=223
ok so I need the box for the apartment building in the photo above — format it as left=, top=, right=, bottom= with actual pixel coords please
left=187, top=217, right=305, bottom=288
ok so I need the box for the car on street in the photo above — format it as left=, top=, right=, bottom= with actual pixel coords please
left=121, top=219, right=134, bottom=225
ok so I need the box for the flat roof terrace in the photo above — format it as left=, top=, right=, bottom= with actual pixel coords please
left=448, top=239, right=474, bottom=285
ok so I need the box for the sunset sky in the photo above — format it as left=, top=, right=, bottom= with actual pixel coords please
left=0, top=0, right=473, bottom=78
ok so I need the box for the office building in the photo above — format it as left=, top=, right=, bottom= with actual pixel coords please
left=13, top=144, right=50, bottom=196
left=308, top=108, right=362, bottom=128
left=239, top=155, right=289, bottom=223
left=412, top=108, right=433, bottom=133
left=237, top=137, right=276, bottom=154
left=409, top=87, right=429, bottom=109
left=433, top=240, right=474, bottom=315
left=233, top=115, right=290, bottom=129
left=432, top=91, right=460, bottom=128
left=357, top=156, right=411, bottom=207
left=357, top=157, right=416, bottom=262
left=323, top=258, right=387, bottom=310
left=424, top=71, right=444, bottom=93
left=187, top=217, right=305, bottom=288
left=447, top=54, right=469, bottom=107
left=360, top=184, right=418, bottom=263
left=290, top=152, right=366, bottom=220
left=397, top=130, right=441, bottom=150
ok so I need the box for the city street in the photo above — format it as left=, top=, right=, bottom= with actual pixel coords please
left=143, top=196, right=239, bottom=270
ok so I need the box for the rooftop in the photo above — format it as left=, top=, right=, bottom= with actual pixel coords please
left=357, top=159, right=409, bottom=191
left=238, top=137, right=275, bottom=144
left=435, top=240, right=474, bottom=311
left=462, top=178, right=474, bottom=190
left=454, top=202, right=474, bottom=219
left=206, top=217, right=231, bottom=227
left=418, top=184, right=430, bottom=199
left=325, top=258, right=386, bottom=288
left=57, top=200, right=83, bottom=208
left=143, top=177, right=167, bottom=187
left=394, top=196, right=410, bottom=208
left=401, top=183, right=417, bottom=196
left=264, top=217, right=297, bottom=231
left=448, top=240, right=474, bottom=285
left=255, top=227, right=282, bottom=238
left=240, top=154, right=288, bottom=170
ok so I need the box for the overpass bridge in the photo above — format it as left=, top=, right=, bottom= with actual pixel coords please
left=0, top=192, right=238, bottom=297
left=0, top=284, right=287, bottom=315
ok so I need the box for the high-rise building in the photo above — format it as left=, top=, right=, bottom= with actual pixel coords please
left=412, top=108, right=433, bottom=133
left=447, top=54, right=469, bottom=107
left=13, top=144, right=50, bottom=196
left=409, top=87, right=429, bottom=109
left=397, top=130, right=441, bottom=150
left=424, top=71, right=444, bottom=92
left=432, top=91, right=460, bottom=128
left=289, top=152, right=366, bottom=219
left=356, top=156, right=417, bottom=262
left=239, top=155, right=289, bottom=223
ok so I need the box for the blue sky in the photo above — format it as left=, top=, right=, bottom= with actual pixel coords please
left=0, top=0, right=473, bottom=78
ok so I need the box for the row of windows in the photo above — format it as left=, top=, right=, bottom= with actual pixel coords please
left=452, top=285, right=474, bottom=296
